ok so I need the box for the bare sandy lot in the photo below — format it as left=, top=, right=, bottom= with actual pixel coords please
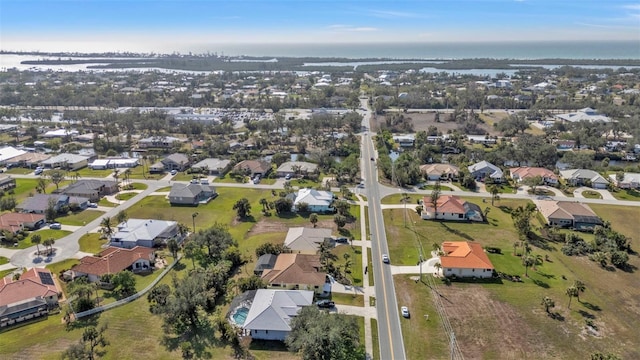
left=373, top=111, right=503, bottom=136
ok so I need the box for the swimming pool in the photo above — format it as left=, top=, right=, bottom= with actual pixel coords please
left=231, top=306, right=249, bottom=326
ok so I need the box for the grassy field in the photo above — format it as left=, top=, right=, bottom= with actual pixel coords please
left=78, top=233, right=108, bottom=254
left=610, top=188, right=640, bottom=201
left=367, top=248, right=374, bottom=286
left=18, top=229, right=73, bottom=249
left=370, top=319, right=380, bottom=360
left=126, top=182, right=148, bottom=190
left=388, top=198, right=640, bottom=359
left=0, top=256, right=8, bottom=265
left=581, top=190, right=602, bottom=199
left=0, top=268, right=16, bottom=278
left=418, top=184, right=454, bottom=191
left=57, top=210, right=104, bottom=226
left=381, top=193, right=424, bottom=205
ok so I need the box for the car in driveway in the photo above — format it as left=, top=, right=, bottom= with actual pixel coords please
left=285, top=174, right=292, bottom=180
left=401, top=306, right=410, bottom=318
left=382, top=254, right=390, bottom=264
left=335, top=237, right=349, bottom=244
left=170, top=169, right=177, bottom=175
left=87, top=202, right=98, bottom=208
left=316, top=300, right=335, bottom=309
left=49, top=223, right=62, bottom=230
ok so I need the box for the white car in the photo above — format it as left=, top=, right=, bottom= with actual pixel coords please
left=170, top=169, right=177, bottom=175
left=382, top=254, right=390, bottom=264
left=401, top=306, right=410, bottom=318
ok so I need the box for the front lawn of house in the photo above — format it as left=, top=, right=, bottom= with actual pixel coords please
left=57, top=210, right=104, bottom=226
left=389, top=198, right=640, bottom=359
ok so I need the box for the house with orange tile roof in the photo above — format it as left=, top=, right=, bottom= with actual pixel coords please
left=421, top=195, right=483, bottom=222
left=0, top=213, right=46, bottom=233
left=510, top=167, right=558, bottom=185
left=261, top=253, right=330, bottom=295
left=0, top=268, right=60, bottom=328
left=70, top=246, right=155, bottom=282
left=440, top=241, right=494, bottom=278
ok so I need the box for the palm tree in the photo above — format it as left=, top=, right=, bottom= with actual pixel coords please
left=123, top=168, right=132, bottom=189
left=184, top=241, right=197, bottom=269
left=113, top=169, right=120, bottom=188
left=566, top=285, right=579, bottom=309
left=434, top=262, right=442, bottom=276
left=532, top=254, right=544, bottom=271
left=541, top=296, right=555, bottom=314
left=513, top=241, right=520, bottom=256
left=31, top=234, right=42, bottom=256
left=167, top=238, right=179, bottom=259
left=574, top=280, right=586, bottom=303
left=309, top=213, right=318, bottom=228
left=43, top=238, right=55, bottom=255
left=522, top=254, right=535, bottom=277
left=100, top=217, right=114, bottom=239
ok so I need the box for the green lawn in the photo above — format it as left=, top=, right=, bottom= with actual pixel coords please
left=125, top=182, right=148, bottom=191
left=98, top=198, right=119, bottom=207
left=57, top=210, right=104, bottom=226
left=610, top=188, right=640, bottom=201
left=330, top=292, right=365, bottom=307
left=115, top=192, right=138, bottom=201
left=13, top=178, right=74, bottom=202
left=371, top=319, right=380, bottom=360
left=367, top=247, right=374, bottom=286
left=381, top=193, right=423, bottom=205
left=387, top=198, right=640, bottom=359
left=332, top=244, right=364, bottom=286
left=75, top=168, right=114, bottom=178
left=0, top=256, right=8, bottom=265
left=78, top=233, right=108, bottom=254
left=581, top=190, right=602, bottom=199
left=124, top=161, right=165, bottom=180
left=0, top=268, right=16, bottom=278
left=155, top=186, right=171, bottom=192
left=5, top=167, right=33, bottom=175
left=289, top=178, right=322, bottom=188
left=17, top=229, right=73, bottom=249
left=418, top=184, right=454, bottom=191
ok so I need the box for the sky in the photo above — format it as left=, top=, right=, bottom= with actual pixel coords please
left=1, top=0, right=639, bottom=53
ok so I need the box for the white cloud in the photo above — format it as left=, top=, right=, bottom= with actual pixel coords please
left=326, top=25, right=378, bottom=32
left=366, top=9, right=430, bottom=19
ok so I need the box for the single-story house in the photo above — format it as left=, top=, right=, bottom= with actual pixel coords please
left=284, top=227, right=333, bottom=254
left=17, top=194, right=89, bottom=217
left=0, top=146, right=27, bottom=165
left=190, top=158, right=231, bottom=175
left=420, top=164, right=460, bottom=181
left=510, top=167, right=558, bottom=185
left=40, top=153, right=89, bottom=171
left=559, top=169, right=609, bottom=189
left=555, top=107, right=611, bottom=123
left=61, top=180, right=119, bottom=202
left=0, top=268, right=61, bottom=328
left=0, top=175, right=16, bottom=191
left=254, top=254, right=278, bottom=275
left=168, top=183, right=217, bottom=205
left=441, top=241, right=495, bottom=278
left=162, top=153, right=190, bottom=171
left=89, top=158, right=139, bottom=170
left=536, top=200, right=603, bottom=231
left=276, top=161, right=318, bottom=178
left=261, top=253, right=329, bottom=295
left=608, top=173, right=640, bottom=189
left=110, top=219, right=179, bottom=249
left=4, top=152, right=51, bottom=168
left=0, top=213, right=46, bottom=233
left=421, top=195, right=483, bottom=222
left=232, top=159, right=271, bottom=178
left=288, top=188, right=335, bottom=213
left=242, top=289, right=314, bottom=341
left=149, top=162, right=165, bottom=173
left=70, top=246, right=156, bottom=282
left=138, top=136, right=187, bottom=149
left=468, top=161, right=504, bottom=182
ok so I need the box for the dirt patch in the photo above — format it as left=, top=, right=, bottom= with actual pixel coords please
left=373, top=112, right=501, bottom=136
left=10, top=338, right=75, bottom=360
left=246, top=218, right=355, bottom=238
left=437, top=284, right=557, bottom=360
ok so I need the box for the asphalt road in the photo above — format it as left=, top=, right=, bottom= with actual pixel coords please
left=360, top=99, right=407, bottom=360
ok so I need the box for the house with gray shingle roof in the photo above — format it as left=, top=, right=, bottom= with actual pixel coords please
left=276, top=161, right=318, bottom=178
left=559, top=169, right=609, bottom=189
left=242, top=289, right=313, bottom=341
left=62, top=180, right=119, bottom=201
left=41, top=153, right=89, bottom=171
left=162, top=153, right=190, bottom=171
left=468, top=161, right=504, bottom=182
left=191, top=158, right=231, bottom=175
left=110, top=219, right=179, bottom=249
left=168, top=183, right=217, bottom=205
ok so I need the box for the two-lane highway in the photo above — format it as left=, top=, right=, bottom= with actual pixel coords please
left=360, top=99, right=407, bottom=360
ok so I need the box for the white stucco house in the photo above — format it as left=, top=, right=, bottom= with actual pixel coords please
left=288, top=188, right=335, bottom=213
left=421, top=195, right=483, bottom=222
left=440, top=241, right=494, bottom=279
